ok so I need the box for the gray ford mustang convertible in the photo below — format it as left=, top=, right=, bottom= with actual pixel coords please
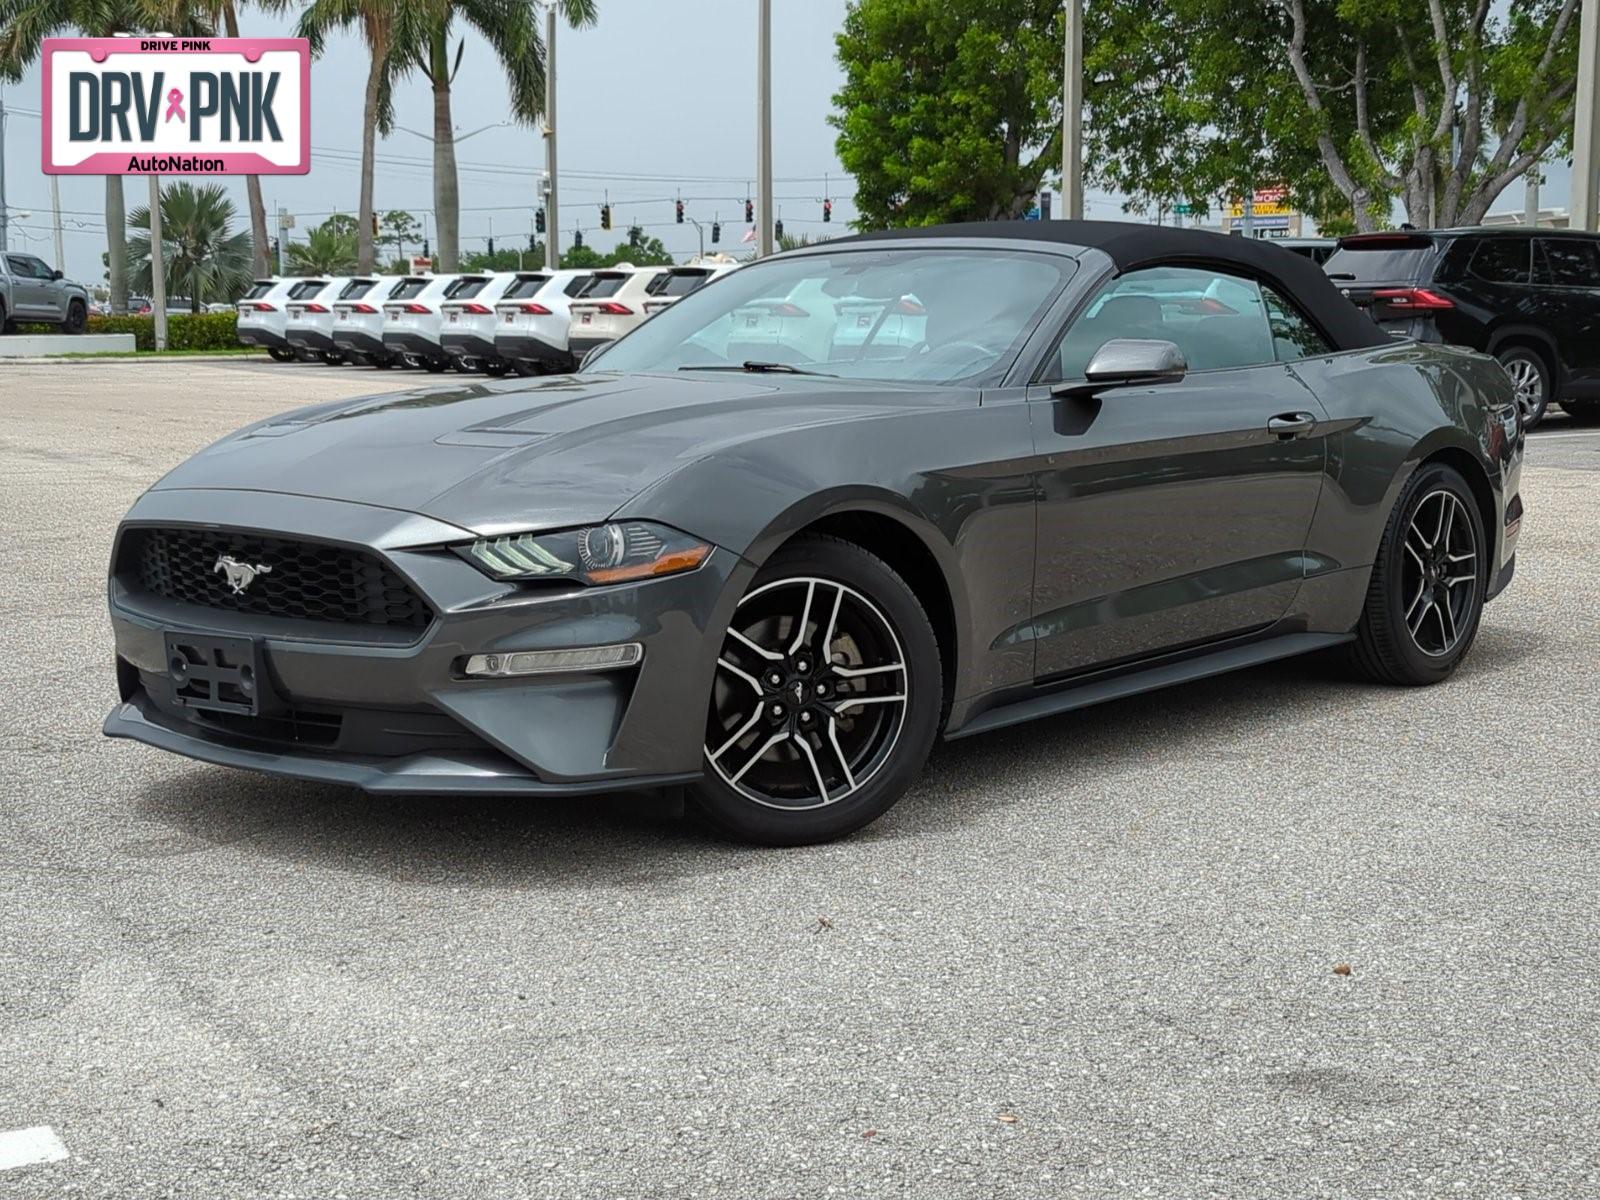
left=105, top=222, right=1523, bottom=845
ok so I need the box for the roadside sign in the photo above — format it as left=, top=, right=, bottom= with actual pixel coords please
left=41, top=36, right=310, bottom=175
left=1024, top=206, right=1041, bottom=221
left=410, top=256, right=433, bottom=274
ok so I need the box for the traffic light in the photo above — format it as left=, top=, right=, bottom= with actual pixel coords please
left=675, top=199, right=684, bottom=224
left=535, top=206, right=546, bottom=234
left=574, top=229, right=584, bottom=248
left=528, top=232, right=538, bottom=252
left=711, top=221, right=721, bottom=244
left=744, top=198, right=753, bottom=223
left=422, top=238, right=430, bottom=258
left=600, top=204, right=612, bottom=231
left=774, top=218, right=785, bottom=240
left=487, top=236, right=495, bottom=255
left=822, top=199, right=832, bottom=223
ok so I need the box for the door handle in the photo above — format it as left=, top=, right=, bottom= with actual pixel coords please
left=1267, top=412, right=1318, bottom=438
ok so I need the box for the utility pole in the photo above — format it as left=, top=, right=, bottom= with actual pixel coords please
left=0, top=97, right=8, bottom=253
left=544, top=2, right=561, bottom=269
left=1061, top=0, right=1084, bottom=219
left=51, top=175, right=65, bottom=271
left=1574, top=0, right=1600, bottom=231
left=149, top=175, right=167, bottom=351
left=756, top=0, right=773, bottom=256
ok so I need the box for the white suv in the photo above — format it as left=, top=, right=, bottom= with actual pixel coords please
left=640, top=263, right=738, bottom=316
left=566, top=265, right=669, bottom=359
left=285, top=277, right=353, bottom=364
left=381, top=275, right=458, bottom=373
left=439, top=273, right=522, bottom=374
left=330, top=276, right=404, bottom=368
left=235, top=278, right=301, bottom=362
left=492, top=269, right=594, bottom=375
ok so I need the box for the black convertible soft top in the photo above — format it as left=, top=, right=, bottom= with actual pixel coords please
left=835, top=219, right=1390, bottom=352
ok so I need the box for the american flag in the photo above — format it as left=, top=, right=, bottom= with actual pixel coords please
left=741, top=226, right=758, bottom=244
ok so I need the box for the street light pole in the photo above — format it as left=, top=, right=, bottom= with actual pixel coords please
left=0, top=97, right=9, bottom=253
left=50, top=175, right=65, bottom=271
left=756, top=0, right=773, bottom=256
left=149, top=174, right=167, bottom=351
left=1574, top=0, right=1600, bottom=231
left=544, top=1, right=560, bottom=269
left=1061, top=0, right=1084, bottom=219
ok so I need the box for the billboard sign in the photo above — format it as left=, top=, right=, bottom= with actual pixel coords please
left=41, top=37, right=310, bottom=175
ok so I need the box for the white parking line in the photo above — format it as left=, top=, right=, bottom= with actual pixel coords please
left=0, top=1126, right=68, bottom=1172
left=1532, top=430, right=1600, bottom=441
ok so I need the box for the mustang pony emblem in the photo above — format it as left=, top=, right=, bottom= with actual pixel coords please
left=214, top=554, right=273, bottom=595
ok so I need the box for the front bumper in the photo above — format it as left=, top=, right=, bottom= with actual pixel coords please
left=441, top=331, right=500, bottom=361
left=105, top=488, right=749, bottom=795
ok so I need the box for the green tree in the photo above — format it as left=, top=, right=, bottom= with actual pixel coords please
left=404, top=0, right=596, bottom=270
left=298, top=0, right=419, bottom=271
left=287, top=218, right=360, bottom=274
left=126, top=182, right=253, bottom=312
left=1084, top=0, right=1583, bottom=229
left=381, top=209, right=422, bottom=262
left=830, top=0, right=1062, bottom=227
left=0, top=0, right=166, bottom=312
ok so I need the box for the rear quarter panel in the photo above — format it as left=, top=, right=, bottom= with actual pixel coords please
left=1289, top=341, right=1521, bottom=629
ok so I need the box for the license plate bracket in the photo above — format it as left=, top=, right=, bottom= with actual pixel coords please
left=164, top=631, right=264, bottom=716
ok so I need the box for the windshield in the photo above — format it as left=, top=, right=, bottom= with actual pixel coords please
left=587, top=249, right=1071, bottom=383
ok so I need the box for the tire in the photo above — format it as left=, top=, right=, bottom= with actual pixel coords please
left=1343, top=462, right=1487, bottom=686
left=371, top=354, right=394, bottom=370
left=293, top=347, right=319, bottom=364
left=0, top=302, right=12, bottom=334
left=1497, top=345, right=1552, bottom=430
left=485, top=360, right=510, bottom=377
left=688, top=535, right=943, bottom=846
left=423, top=357, right=449, bottom=374
left=318, top=350, right=347, bottom=366
left=1559, top=399, right=1600, bottom=425
left=63, top=300, right=87, bottom=334
left=266, top=347, right=296, bottom=363
left=510, top=359, right=542, bottom=377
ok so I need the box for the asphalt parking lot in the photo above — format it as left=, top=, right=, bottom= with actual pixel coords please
left=2, top=356, right=1598, bottom=1198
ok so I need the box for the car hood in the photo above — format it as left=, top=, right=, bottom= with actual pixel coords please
left=151, top=371, right=960, bottom=536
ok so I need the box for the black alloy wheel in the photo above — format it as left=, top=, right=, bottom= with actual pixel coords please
left=691, top=536, right=941, bottom=846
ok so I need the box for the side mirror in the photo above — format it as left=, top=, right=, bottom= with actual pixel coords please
left=1052, top=338, right=1187, bottom=399
left=52, top=269, right=64, bottom=281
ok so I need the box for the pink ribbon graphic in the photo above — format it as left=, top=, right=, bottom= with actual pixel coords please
left=164, top=88, right=185, bottom=123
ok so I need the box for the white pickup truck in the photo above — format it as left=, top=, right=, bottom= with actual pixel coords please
left=0, top=251, right=90, bottom=334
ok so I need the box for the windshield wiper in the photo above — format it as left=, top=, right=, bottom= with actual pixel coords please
left=679, top=361, right=837, bottom=377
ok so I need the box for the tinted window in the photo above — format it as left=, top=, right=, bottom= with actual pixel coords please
left=580, top=274, right=628, bottom=300
left=1468, top=239, right=1531, bottom=284
left=8, top=255, right=49, bottom=279
left=591, top=248, right=1069, bottom=384
left=389, top=278, right=430, bottom=300
left=242, top=281, right=275, bottom=300
left=563, top=274, right=592, bottom=297
left=1536, top=239, right=1600, bottom=287
left=1052, top=266, right=1276, bottom=378
left=288, top=280, right=328, bottom=300
left=505, top=275, right=550, bottom=300
left=1262, top=287, right=1331, bottom=361
left=648, top=271, right=711, bottom=297
left=337, top=279, right=377, bottom=300
left=1324, top=245, right=1432, bottom=283
left=443, top=277, right=488, bottom=299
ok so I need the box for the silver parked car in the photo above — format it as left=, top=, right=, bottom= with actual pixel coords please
left=1, top=251, right=90, bottom=334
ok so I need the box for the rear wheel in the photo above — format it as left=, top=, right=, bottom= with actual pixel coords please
left=318, top=350, right=347, bottom=366
left=423, top=357, right=449, bottom=373
left=510, top=359, right=541, bottom=377
left=1497, top=345, right=1551, bottom=430
left=1344, top=462, right=1487, bottom=685
left=689, top=536, right=942, bottom=846
left=1559, top=399, right=1600, bottom=425
left=266, top=346, right=296, bottom=363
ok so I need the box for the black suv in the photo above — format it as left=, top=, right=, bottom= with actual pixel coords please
left=1323, top=227, right=1600, bottom=428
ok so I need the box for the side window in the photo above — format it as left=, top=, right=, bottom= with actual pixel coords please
left=1048, top=265, right=1277, bottom=380
left=1261, top=287, right=1331, bottom=361
left=8, top=255, right=47, bottom=279
left=1468, top=238, right=1531, bottom=284
left=564, top=274, right=592, bottom=298
left=1535, top=239, right=1600, bottom=287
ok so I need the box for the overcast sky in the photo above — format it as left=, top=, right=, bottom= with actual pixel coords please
left=0, top=0, right=1573, bottom=283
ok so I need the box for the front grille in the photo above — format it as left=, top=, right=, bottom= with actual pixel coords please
left=126, top=527, right=433, bottom=630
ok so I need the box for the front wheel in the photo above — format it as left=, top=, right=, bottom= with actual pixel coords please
left=1344, top=462, right=1487, bottom=686
left=63, top=300, right=87, bottom=334
left=1498, top=346, right=1551, bottom=430
left=690, top=536, right=943, bottom=846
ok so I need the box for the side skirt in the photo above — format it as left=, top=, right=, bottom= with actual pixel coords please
left=945, top=631, right=1354, bottom=741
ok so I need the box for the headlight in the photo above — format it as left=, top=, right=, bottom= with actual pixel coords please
left=457, top=521, right=711, bottom=585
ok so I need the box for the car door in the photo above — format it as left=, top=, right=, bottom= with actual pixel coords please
left=1025, top=264, right=1332, bottom=679
left=5, top=254, right=52, bottom=320
left=1533, top=237, right=1600, bottom=392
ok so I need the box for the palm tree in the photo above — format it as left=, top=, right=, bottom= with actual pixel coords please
left=0, top=0, right=163, bottom=313
left=403, top=0, right=596, bottom=271
left=285, top=221, right=358, bottom=274
left=126, top=181, right=253, bottom=311
left=298, top=0, right=415, bottom=272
